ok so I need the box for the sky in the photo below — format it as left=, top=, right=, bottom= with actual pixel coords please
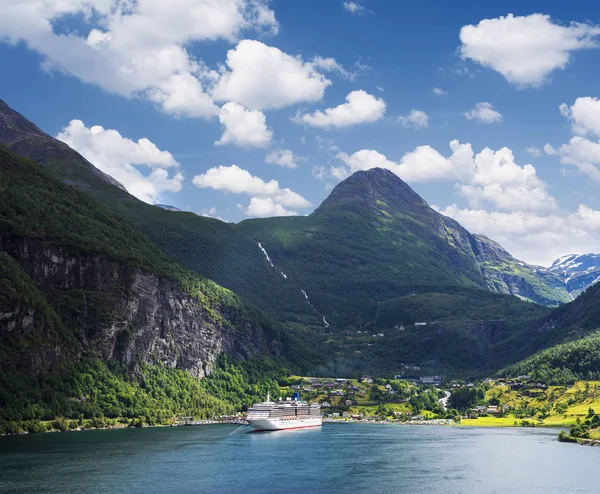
left=0, top=0, right=599, bottom=266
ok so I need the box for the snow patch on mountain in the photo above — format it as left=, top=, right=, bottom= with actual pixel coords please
left=546, top=253, right=600, bottom=298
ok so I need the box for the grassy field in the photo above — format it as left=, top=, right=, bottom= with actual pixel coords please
left=285, top=377, right=600, bottom=431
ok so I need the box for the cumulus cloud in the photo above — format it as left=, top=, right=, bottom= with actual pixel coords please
left=433, top=88, right=448, bottom=95
left=547, top=97, right=600, bottom=182
left=213, top=39, right=331, bottom=110
left=293, top=90, right=385, bottom=128
left=215, top=102, right=272, bottom=148
left=57, top=119, right=183, bottom=204
left=334, top=140, right=555, bottom=212
left=559, top=97, right=600, bottom=138
left=459, top=13, right=600, bottom=87
left=464, top=102, right=503, bottom=123
left=192, top=165, right=310, bottom=217
left=525, top=146, right=542, bottom=157
left=265, top=149, right=304, bottom=168
left=440, top=205, right=600, bottom=266
left=398, top=110, right=429, bottom=128
left=240, top=197, right=298, bottom=217
left=557, top=136, right=600, bottom=182
left=0, top=0, right=279, bottom=118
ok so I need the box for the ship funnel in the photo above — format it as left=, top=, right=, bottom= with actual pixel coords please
left=292, top=392, right=300, bottom=401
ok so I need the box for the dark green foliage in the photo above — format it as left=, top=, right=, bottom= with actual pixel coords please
left=449, top=387, right=485, bottom=412
left=0, top=144, right=265, bottom=323
left=502, top=331, right=600, bottom=385
left=375, top=288, right=547, bottom=328
left=0, top=356, right=281, bottom=431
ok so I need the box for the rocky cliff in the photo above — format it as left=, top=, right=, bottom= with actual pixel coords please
left=0, top=236, right=277, bottom=377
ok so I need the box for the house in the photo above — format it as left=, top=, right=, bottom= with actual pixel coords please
left=320, top=401, right=332, bottom=408
left=486, top=406, right=499, bottom=414
left=377, top=333, right=385, bottom=337
left=308, top=378, right=319, bottom=384
left=361, top=376, right=373, bottom=384
left=290, top=384, right=300, bottom=390
left=385, top=384, right=392, bottom=389
left=332, top=389, right=344, bottom=396
left=351, top=414, right=363, bottom=420
left=342, top=412, right=350, bottom=418
left=311, top=383, right=323, bottom=389
left=415, top=322, right=427, bottom=326
left=335, top=378, right=347, bottom=383
left=331, top=413, right=339, bottom=418
left=344, top=400, right=354, bottom=406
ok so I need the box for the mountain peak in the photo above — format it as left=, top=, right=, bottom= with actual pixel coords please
left=312, top=167, right=429, bottom=216
left=0, top=98, right=126, bottom=192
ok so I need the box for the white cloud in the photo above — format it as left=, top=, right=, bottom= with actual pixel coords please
left=557, top=136, right=600, bottom=182
left=440, top=204, right=600, bottom=266
left=334, top=140, right=555, bottom=212
left=213, top=39, right=331, bottom=110
left=433, top=88, right=448, bottom=95
left=311, top=56, right=369, bottom=81
left=525, top=146, right=542, bottom=157
left=544, top=143, right=558, bottom=156
left=547, top=97, right=600, bottom=182
left=559, top=97, right=600, bottom=138
left=464, top=102, right=503, bottom=124
left=343, top=2, right=366, bottom=15
left=56, top=119, right=183, bottom=204
left=294, top=90, right=385, bottom=128
left=200, top=206, right=225, bottom=221
left=215, top=102, right=272, bottom=148
left=0, top=0, right=279, bottom=118
left=265, top=149, right=304, bottom=168
left=240, top=197, right=298, bottom=217
left=398, top=110, right=429, bottom=128
left=192, top=164, right=310, bottom=208
left=459, top=13, right=600, bottom=87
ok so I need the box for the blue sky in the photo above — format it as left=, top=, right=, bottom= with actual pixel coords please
left=0, top=0, right=599, bottom=265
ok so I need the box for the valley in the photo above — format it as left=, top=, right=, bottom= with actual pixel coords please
left=1, top=99, right=600, bottom=436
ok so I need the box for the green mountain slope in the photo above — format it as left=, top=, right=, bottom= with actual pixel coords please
left=501, top=331, right=600, bottom=384
left=0, top=98, right=578, bottom=377
left=236, top=168, right=567, bottom=328
left=0, top=100, right=570, bottom=326
left=0, top=143, right=321, bottom=375
left=0, top=99, right=321, bottom=328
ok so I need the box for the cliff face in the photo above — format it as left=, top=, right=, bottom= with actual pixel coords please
left=0, top=237, right=276, bottom=377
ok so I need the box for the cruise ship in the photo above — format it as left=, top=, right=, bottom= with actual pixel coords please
left=246, top=392, right=322, bottom=431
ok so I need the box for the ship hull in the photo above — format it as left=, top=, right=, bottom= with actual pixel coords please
left=247, top=417, right=322, bottom=432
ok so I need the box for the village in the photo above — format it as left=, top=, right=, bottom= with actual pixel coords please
left=280, top=374, right=600, bottom=432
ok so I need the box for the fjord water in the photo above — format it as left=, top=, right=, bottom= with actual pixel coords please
left=0, top=424, right=598, bottom=493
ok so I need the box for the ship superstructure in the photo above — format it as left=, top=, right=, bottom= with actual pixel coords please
left=246, top=392, right=322, bottom=431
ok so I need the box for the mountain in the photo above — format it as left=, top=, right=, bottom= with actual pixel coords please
left=0, top=98, right=580, bottom=375
left=0, top=99, right=322, bottom=330
left=500, top=281, right=600, bottom=383
left=237, top=168, right=569, bottom=329
left=543, top=254, right=600, bottom=299
left=0, top=143, right=305, bottom=377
